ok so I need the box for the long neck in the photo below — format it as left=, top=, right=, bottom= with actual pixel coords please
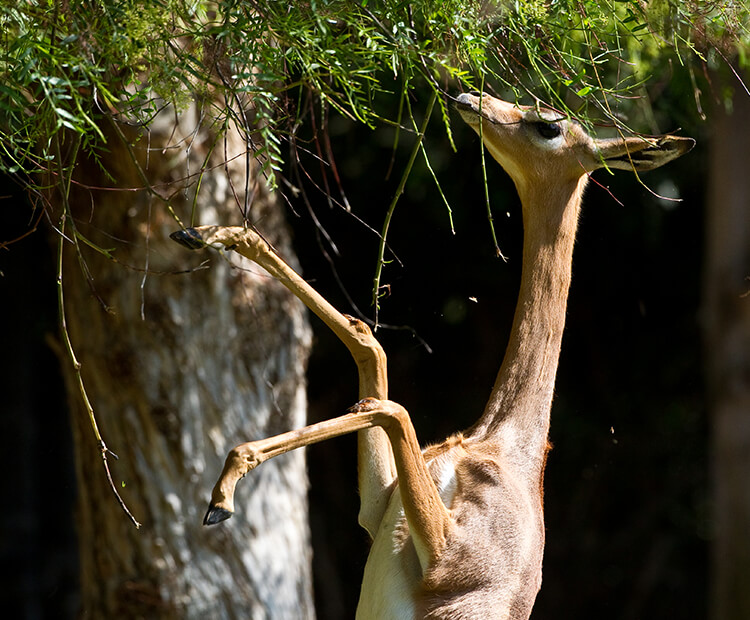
left=469, top=176, right=587, bottom=454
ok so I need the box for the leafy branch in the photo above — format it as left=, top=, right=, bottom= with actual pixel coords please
left=3, top=1, right=745, bottom=188
left=0, top=0, right=748, bottom=526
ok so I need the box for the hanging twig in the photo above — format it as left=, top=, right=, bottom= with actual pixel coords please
left=371, top=89, right=437, bottom=329
left=477, top=73, right=507, bottom=261
left=53, top=132, right=141, bottom=529
left=55, top=217, right=141, bottom=529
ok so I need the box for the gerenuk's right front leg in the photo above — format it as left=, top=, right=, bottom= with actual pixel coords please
left=171, top=226, right=395, bottom=536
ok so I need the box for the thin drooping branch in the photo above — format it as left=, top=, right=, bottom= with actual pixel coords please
left=55, top=217, right=141, bottom=529
left=371, top=90, right=437, bottom=327
left=51, top=131, right=141, bottom=528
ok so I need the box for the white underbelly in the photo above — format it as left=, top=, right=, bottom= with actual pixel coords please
left=356, top=491, right=418, bottom=620
left=355, top=452, right=460, bottom=619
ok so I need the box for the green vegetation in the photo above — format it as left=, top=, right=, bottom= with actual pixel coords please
left=2, top=1, right=748, bottom=183
left=2, top=1, right=747, bottom=319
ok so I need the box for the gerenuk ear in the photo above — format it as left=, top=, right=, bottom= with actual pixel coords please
left=594, top=135, right=695, bottom=172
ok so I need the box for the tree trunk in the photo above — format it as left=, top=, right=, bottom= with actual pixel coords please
left=704, top=78, right=750, bottom=620
left=55, top=101, right=314, bottom=618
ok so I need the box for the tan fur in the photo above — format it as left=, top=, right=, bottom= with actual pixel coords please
left=173, top=92, right=693, bottom=619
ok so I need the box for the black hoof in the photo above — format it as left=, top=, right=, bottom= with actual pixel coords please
left=203, top=505, right=233, bottom=526
left=170, top=228, right=205, bottom=250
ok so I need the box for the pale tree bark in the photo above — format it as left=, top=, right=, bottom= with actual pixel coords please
left=54, top=99, right=314, bottom=618
left=704, top=77, right=750, bottom=620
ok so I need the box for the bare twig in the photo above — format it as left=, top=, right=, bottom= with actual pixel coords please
left=371, top=90, right=437, bottom=328
left=53, top=131, right=141, bottom=529
left=55, top=217, right=142, bottom=529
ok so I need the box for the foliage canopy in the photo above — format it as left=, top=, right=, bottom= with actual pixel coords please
left=2, top=0, right=747, bottom=320
left=2, top=1, right=748, bottom=184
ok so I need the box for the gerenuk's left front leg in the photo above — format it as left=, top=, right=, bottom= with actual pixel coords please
left=202, top=397, right=453, bottom=570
